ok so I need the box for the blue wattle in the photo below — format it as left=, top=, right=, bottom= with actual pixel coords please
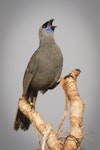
left=46, top=26, right=52, bottom=33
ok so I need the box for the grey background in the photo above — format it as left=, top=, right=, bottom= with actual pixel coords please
left=0, top=0, right=100, bottom=149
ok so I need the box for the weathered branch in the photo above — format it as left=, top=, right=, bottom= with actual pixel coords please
left=18, top=98, right=62, bottom=150
left=55, top=93, right=68, bottom=136
left=60, top=69, right=85, bottom=150
left=18, top=69, right=84, bottom=150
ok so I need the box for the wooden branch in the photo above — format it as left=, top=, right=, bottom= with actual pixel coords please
left=18, top=97, right=62, bottom=150
left=18, top=69, right=84, bottom=150
left=55, top=94, right=68, bottom=136
left=60, top=69, right=85, bottom=150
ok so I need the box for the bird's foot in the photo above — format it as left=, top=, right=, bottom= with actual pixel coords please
left=29, top=102, right=35, bottom=109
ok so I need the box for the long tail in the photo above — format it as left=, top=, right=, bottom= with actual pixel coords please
left=14, top=108, right=31, bottom=131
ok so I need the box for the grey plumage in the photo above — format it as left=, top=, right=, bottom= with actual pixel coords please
left=14, top=19, right=63, bottom=130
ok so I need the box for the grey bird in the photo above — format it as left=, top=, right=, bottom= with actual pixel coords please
left=14, top=19, right=63, bottom=131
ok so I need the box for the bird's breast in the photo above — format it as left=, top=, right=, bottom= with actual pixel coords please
left=31, top=46, right=63, bottom=90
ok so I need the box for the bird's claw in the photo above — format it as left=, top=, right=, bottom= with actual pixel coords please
left=29, top=102, right=35, bottom=109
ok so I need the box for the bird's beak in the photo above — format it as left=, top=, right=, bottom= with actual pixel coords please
left=48, top=19, right=57, bottom=31
left=42, top=19, right=57, bottom=31
left=48, top=19, right=54, bottom=26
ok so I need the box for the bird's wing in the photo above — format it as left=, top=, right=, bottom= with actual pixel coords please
left=23, top=72, right=34, bottom=95
left=23, top=50, right=39, bottom=95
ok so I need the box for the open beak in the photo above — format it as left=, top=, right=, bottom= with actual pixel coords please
left=42, top=19, right=57, bottom=31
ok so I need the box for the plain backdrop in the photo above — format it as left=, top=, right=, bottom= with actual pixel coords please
left=0, top=0, right=100, bottom=150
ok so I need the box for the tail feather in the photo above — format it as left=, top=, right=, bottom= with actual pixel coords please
left=14, top=109, right=31, bottom=131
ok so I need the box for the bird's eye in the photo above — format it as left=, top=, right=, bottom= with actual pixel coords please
left=46, top=26, right=52, bottom=33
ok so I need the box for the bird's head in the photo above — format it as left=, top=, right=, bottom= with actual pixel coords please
left=39, top=19, right=56, bottom=41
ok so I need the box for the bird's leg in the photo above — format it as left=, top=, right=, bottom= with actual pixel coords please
left=29, top=96, right=36, bottom=109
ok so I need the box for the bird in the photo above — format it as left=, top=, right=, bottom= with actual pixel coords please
left=14, top=19, right=63, bottom=131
